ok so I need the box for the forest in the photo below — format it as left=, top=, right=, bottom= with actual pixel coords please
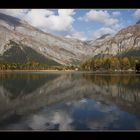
left=1, top=56, right=140, bottom=71
left=0, top=61, right=78, bottom=70
left=80, top=56, right=140, bottom=71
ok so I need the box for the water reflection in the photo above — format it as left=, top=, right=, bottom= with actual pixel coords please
left=0, top=72, right=140, bottom=130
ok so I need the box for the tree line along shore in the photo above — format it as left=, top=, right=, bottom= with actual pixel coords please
left=0, top=61, right=79, bottom=71
left=0, top=57, right=140, bottom=72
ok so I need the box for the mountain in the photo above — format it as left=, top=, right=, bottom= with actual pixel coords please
left=89, top=22, right=140, bottom=58
left=0, top=40, right=60, bottom=65
left=1, top=12, right=140, bottom=66
left=0, top=13, right=95, bottom=65
left=96, top=34, right=111, bottom=40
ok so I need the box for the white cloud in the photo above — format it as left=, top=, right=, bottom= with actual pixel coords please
left=0, top=9, right=124, bottom=41
left=0, top=9, right=75, bottom=33
left=92, top=27, right=115, bottom=40
left=0, top=9, right=85, bottom=41
left=133, top=9, right=140, bottom=19
left=24, top=9, right=75, bottom=32
left=85, top=10, right=110, bottom=22
left=0, top=9, right=29, bottom=18
left=58, top=9, right=75, bottom=16
left=113, top=23, right=123, bottom=30
left=65, top=31, right=87, bottom=41
left=85, top=10, right=119, bottom=27
left=82, top=10, right=123, bottom=40
left=112, top=11, right=121, bottom=17
left=24, top=9, right=54, bottom=28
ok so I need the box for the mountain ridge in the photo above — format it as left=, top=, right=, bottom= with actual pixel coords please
left=0, top=13, right=140, bottom=66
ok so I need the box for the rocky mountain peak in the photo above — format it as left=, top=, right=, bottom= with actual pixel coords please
left=96, top=34, right=111, bottom=40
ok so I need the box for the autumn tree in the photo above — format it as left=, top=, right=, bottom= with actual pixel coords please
left=111, top=57, right=120, bottom=70
left=121, top=57, right=131, bottom=70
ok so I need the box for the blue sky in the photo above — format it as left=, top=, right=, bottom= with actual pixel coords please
left=0, top=9, right=140, bottom=41
left=70, top=9, right=138, bottom=40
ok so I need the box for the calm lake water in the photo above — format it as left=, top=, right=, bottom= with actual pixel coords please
left=0, top=72, right=140, bottom=130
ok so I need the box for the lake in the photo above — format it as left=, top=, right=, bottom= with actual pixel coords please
left=0, top=72, right=140, bottom=130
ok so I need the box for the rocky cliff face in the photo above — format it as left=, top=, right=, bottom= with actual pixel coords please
left=89, top=23, right=140, bottom=57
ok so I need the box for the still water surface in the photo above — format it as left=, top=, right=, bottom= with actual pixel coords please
left=0, top=72, right=140, bottom=130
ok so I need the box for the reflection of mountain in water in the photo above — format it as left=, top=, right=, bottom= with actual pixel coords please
left=0, top=73, right=59, bottom=99
left=0, top=73, right=140, bottom=129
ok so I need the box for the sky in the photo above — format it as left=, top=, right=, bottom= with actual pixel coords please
left=0, top=9, right=140, bottom=41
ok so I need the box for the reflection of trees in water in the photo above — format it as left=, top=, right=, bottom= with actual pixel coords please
left=1, top=73, right=140, bottom=104
left=83, top=74, right=140, bottom=90
left=82, top=74, right=140, bottom=103
left=0, top=73, right=59, bottom=99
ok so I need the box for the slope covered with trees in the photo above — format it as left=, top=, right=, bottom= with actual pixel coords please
left=0, top=40, right=60, bottom=67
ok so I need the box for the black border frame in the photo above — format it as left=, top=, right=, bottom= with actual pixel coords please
left=0, top=0, right=140, bottom=8
left=0, top=0, right=140, bottom=139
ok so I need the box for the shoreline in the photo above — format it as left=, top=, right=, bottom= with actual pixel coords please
left=0, top=70, right=138, bottom=74
left=0, top=70, right=77, bottom=73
